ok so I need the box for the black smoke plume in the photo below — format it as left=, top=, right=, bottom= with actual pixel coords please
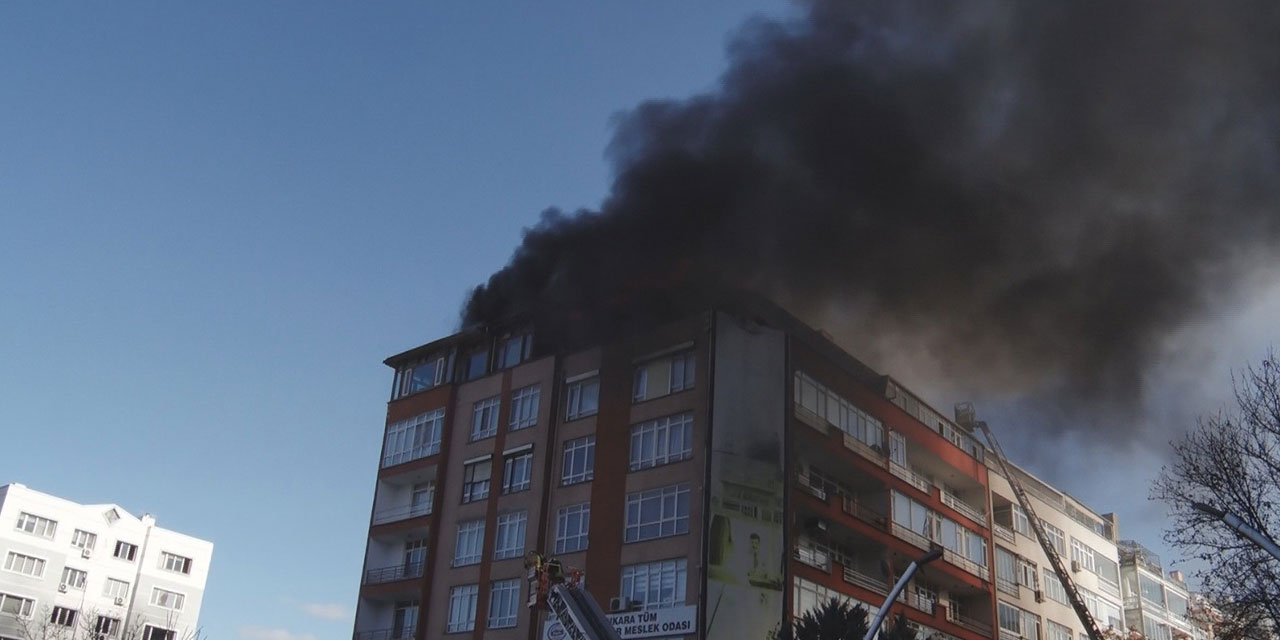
left=463, top=1, right=1280, bottom=431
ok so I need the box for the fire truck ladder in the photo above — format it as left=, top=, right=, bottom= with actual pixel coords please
left=526, top=552, right=622, bottom=640
left=956, top=403, right=1106, bottom=640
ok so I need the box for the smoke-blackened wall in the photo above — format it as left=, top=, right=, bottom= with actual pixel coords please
left=463, top=1, right=1280, bottom=434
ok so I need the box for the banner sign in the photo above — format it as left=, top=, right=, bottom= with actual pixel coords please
left=542, top=605, right=697, bottom=640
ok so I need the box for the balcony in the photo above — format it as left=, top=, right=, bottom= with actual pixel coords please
left=942, top=548, right=990, bottom=581
left=372, top=503, right=432, bottom=525
left=364, top=561, right=425, bottom=585
left=382, top=445, right=437, bottom=469
left=840, top=496, right=889, bottom=531
left=900, top=591, right=935, bottom=614
left=993, top=523, right=1016, bottom=543
left=891, top=522, right=932, bottom=551
left=355, top=629, right=414, bottom=640
left=947, top=608, right=993, bottom=637
left=889, top=462, right=931, bottom=494
left=843, top=565, right=889, bottom=595
left=940, top=492, right=987, bottom=526
left=843, top=433, right=886, bottom=465
left=996, top=577, right=1019, bottom=597
left=793, top=546, right=831, bottom=573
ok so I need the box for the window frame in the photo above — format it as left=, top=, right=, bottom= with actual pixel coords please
left=624, top=484, right=691, bottom=543
left=493, top=511, right=528, bottom=561
left=461, top=457, right=493, bottom=504
left=508, top=384, right=541, bottom=430
left=447, top=584, right=479, bottom=633
left=629, top=412, right=694, bottom=471
left=383, top=408, right=445, bottom=467
left=50, top=606, right=78, bottom=627
left=502, top=449, right=534, bottom=494
left=564, top=376, right=600, bottom=421
left=103, top=578, right=131, bottom=600
left=61, top=566, right=87, bottom=590
left=3, top=551, right=46, bottom=578
left=471, top=396, right=500, bottom=441
left=619, top=558, right=688, bottom=610
left=113, top=541, right=139, bottom=562
left=453, top=520, right=485, bottom=567
left=160, top=552, right=193, bottom=575
left=487, top=579, right=521, bottom=629
left=14, top=512, right=57, bottom=539
left=0, top=591, right=36, bottom=618
left=71, top=529, right=97, bottom=551
left=561, top=436, right=595, bottom=485
left=555, top=503, right=590, bottom=554
left=150, top=587, right=186, bottom=611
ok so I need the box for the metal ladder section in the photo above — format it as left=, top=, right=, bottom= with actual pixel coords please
left=959, top=406, right=1105, bottom=640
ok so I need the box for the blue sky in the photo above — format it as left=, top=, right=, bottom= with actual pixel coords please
left=3, top=3, right=1278, bottom=640
left=0, top=2, right=798, bottom=639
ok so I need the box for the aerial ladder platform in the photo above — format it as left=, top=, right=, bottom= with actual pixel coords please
left=526, top=552, right=622, bottom=640
left=955, top=402, right=1106, bottom=640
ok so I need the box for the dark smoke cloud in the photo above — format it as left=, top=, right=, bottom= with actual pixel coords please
left=463, top=0, right=1280, bottom=434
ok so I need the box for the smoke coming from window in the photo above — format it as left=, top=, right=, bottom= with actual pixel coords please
left=462, top=1, right=1280, bottom=431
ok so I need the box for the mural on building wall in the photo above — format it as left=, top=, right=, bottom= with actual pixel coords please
left=705, top=312, right=786, bottom=640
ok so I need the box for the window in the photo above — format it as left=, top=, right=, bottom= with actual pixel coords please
left=1048, top=621, right=1072, bottom=640
left=394, top=356, right=445, bottom=399
left=1140, top=574, right=1165, bottom=606
left=410, top=482, right=435, bottom=516
left=488, top=579, right=521, bottom=628
left=15, top=512, right=56, bottom=538
left=113, top=541, right=138, bottom=562
left=1040, top=520, right=1065, bottom=555
left=461, top=458, right=492, bottom=503
left=793, top=372, right=884, bottom=449
left=1071, top=538, right=1096, bottom=573
left=61, top=567, right=87, bottom=590
left=161, top=552, right=193, bottom=575
left=996, top=547, right=1018, bottom=593
left=629, top=413, right=694, bottom=470
left=50, top=606, right=77, bottom=627
left=383, top=409, right=445, bottom=467
left=104, top=578, right=131, bottom=600
left=150, top=588, right=185, bottom=611
left=71, top=529, right=97, bottom=551
left=562, top=436, right=595, bottom=484
left=889, top=431, right=907, bottom=467
left=447, top=584, right=479, bottom=633
left=103, top=508, right=120, bottom=524
left=565, top=376, right=600, bottom=420
left=1143, top=616, right=1171, bottom=640
left=498, top=334, right=532, bottom=369
left=669, top=351, right=695, bottom=393
left=1167, top=591, right=1189, bottom=619
left=1042, top=569, right=1069, bottom=605
left=0, top=592, right=35, bottom=617
left=509, top=385, right=540, bottom=430
left=998, top=601, right=1040, bottom=640
left=465, top=350, right=489, bottom=381
left=555, top=503, right=590, bottom=554
left=393, top=600, right=419, bottom=639
left=453, top=520, right=485, bottom=567
left=624, top=484, right=690, bottom=542
left=471, top=396, right=500, bottom=441
left=633, top=351, right=697, bottom=402
left=1012, top=505, right=1031, bottom=537
left=142, top=626, right=176, bottom=640
left=1018, top=558, right=1038, bottom=590
left=620, top=559, right=687, bottom=609
left=96, top=616, right=122, bottom=638
left=502, top=449, right=533, bottom=494
left=494, top=511, right=528, bottom=560
left=4, top=552, right=45, bottom=578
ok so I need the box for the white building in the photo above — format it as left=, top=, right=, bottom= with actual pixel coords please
left=0, top=484, right=212, bottom=640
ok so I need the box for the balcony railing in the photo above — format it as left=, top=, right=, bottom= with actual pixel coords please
left=940, top=492, right=986, bottom=526
left=891, top=522, right=932, bottom=550
left=996, top=578, right=1020, bottom=597
left=999, top=629, right=1023, bottom=640
left=943, top=548, right=989, bottom=581
left=364, top=561, right=425, bottom=585
left=843, top=566, right=889, bottom=595
left=793, top=547, right=831, bottom=573
left=993, top=523, right=1016, bottom=543
left=1098, top=579, right=1121, bottom=599
left=381, top=445, right=438, bottom=469
left=889, top=462, right=931, bottom=494
left=371, top=503, right=432, bottom=525
left=899, top=592, right=935, bottom=614
left=843, top=433, right=886, bottom=464
left=947, top=609, right=994, bottom=637
left=354, top=628, right=415, bottom=640
left=796, top=476, right=829, bottom=503
left=841, top=496, right=888, bottom=531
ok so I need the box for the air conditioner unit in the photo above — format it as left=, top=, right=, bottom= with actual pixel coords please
left=1071, top=560, right=1082, bottom=572
left=114, top=597, right=125, bottom=606
left=1035, top=590, right=1045, bottom=603
left=58, top=583, right=68, bottom=593
left=81, top=548, right=92, bottom=559
left=609, top=597, right=638, bottom=613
